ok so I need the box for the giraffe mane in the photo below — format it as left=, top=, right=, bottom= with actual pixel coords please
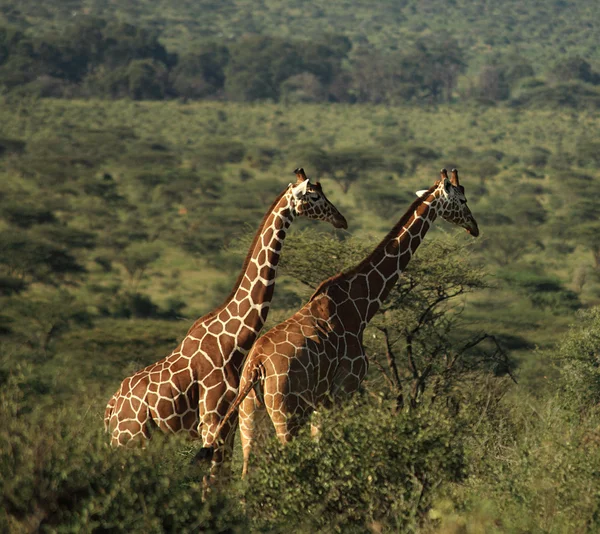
left=309, top=182, right=439, bottom=301
left=187, top=187, right=289, bottom=330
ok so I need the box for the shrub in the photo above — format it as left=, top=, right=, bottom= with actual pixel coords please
left=555, top=307, right=600, bottom=409
left=0, top=373, right=245, bottom=533
left=245, top=398, right=466, bottom=532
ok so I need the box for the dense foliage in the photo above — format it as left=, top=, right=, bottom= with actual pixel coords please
left=1, top=1, right=600, bottom=531
left=0, top=1, right=599, bottom=107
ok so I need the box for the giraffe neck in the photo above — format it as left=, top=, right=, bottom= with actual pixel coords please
left=219, top=189, right=296, bottom=351
left=324, top=188, right=441, bottom=326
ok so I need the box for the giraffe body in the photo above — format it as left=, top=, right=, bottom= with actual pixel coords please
left=104, top=169, right=347, bottom=477
left=213, top=169, right=480, bottom=475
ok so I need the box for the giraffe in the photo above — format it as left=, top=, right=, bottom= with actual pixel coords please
left=104, top=168, right=347, bottom=480
left=210, top=168, right=479, bottom=476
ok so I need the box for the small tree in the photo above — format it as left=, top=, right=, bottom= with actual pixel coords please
left=277, top=231, right=512, bottom=409
left=116, top=242, right=162, bottom=291
left=554, top=307, right=600, bottom=409
left=3, top=290, right=91, bottom=357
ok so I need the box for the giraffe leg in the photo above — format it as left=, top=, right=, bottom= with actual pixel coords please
left=239, top=390, right=262, bottom=478
left=268, top=400, right=311, bottom=445
left=199, top=407, right=238, bottom=487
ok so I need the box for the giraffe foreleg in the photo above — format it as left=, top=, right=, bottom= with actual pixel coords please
left=212, top=414, right=238, bottom=481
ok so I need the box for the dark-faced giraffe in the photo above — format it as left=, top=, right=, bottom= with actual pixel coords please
left=210, top=169, right=479, bottom=476
left=104, top=168, right=347, bottom=479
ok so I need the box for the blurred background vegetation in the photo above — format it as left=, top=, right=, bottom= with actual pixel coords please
left=1, top=0, right=600, bottom=532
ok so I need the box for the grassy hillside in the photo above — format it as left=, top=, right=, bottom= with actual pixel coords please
left=2, top=1, right=600, bottom=531
left=3, top=0, right=599, bottom=68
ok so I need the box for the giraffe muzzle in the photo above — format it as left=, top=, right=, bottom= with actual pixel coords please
left=333, top=214, right=348, bottom=229
left=466, top=220, right=479, bottom=237
left=194, top=446, right=215, bottom=463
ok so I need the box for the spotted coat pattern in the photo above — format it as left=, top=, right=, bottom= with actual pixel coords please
left=104, top=169, right=347, bottom=478
left=212, top=169, right=479, bottom=476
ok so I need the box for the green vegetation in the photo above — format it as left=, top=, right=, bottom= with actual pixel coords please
left=1, top=1, right=600, bottom=531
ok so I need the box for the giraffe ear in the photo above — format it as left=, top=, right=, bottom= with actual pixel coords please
left=415, top=189, right=429, bottom=197
left=443, top=177, right=452, bottom=193
left=450, top=168, right=460, bottom=187
left=294, top=167, right=308, bottom=183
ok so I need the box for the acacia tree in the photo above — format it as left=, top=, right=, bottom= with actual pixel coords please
left=277, top=231, right=513, bottom=410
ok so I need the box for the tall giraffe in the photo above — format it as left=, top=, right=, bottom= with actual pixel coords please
left=104, top=168, right=347, bottom=478
left=209, top=169, right=479, bottom=475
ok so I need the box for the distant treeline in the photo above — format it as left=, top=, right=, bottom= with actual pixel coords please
left=1, top=17, right=600, bottom=108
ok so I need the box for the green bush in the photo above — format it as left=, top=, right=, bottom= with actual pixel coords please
left=555, top=307, right=600, bottom=409
left=245, top=399, right=466, bottom=532
left=0, top=373, right=245, bottom=533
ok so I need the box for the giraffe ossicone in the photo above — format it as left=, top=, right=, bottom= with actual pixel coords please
left=104, top=168, right=347, bottom=482
left=212, top=167, right=479, bottom=477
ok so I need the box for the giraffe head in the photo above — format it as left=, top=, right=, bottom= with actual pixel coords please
left=417, top=168, right=479, bottom=237
left=290, top=168, right=348, bottom=229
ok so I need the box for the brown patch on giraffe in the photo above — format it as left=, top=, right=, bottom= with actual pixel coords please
left=238, top=298, right=251, bottom=317
left=349, top=276, right=367, bottom=300
left=120, top=419, right=142, bottom=434
left=409, top=236, right=420, bottom=254
left=166, top=417, right=181, bottom=432
left=218, top=308, right=232, bottom=322
left=410, top=216, right=424, bottom=236
left=240, top=275, right=253, bottom=291
left=367, top=269, right=385, bottom=297
left=187, top=382, right=200, bottom=408
left=384, top=238, right=400, bottom=256
left=130, top=396, right=142, bottom=412
left=256, top=249, right=267, bottom=265
left=218, top=333, right=236, bottom=354
left=267, top=253, right=280, bottom=268
left=337, top=299, right=362, bottom=331
left=136, top=407, right=147, bottom=423
left=204, top=368, right=225, bottom=388
left=275, top=339, right=296, bottom=357
left=170, top=356, right=189, bottom=373
left=159, top=382, right=173, bottom=398
left=182, top=337, right=200, bottom=355
left=250, top=280, right=270, bottom=303
left=227, top=301, right=240, bottom=317
left=245, top=308, right=260, bottom=326
left=172, top=368, right=192, bottom=392
left=300, top=323, right=317, bottom=338
left=182, top=410, right=197, bottom=430
left=157, top=397, right=173, bottom=417
left=149, top=371, right=161, bottom=383
left=160, top=369, right=170, bottom=382
left=286, top=329, right=310, bottom=349
left=261, top=227, right=274, bottom=247
left=207, top=320, right=224, bottom=335
left=227, top=318, right=242, bottom=334
left=131, top=377, right=149, bottom=397
left=200, top=336, right=220, bottom=359
left=238, top=324, right=257, bottom=345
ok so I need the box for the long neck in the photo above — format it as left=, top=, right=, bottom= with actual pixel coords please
left=222, top=190, right=295, bottom=345
left=327, top=190, right=440, bottom=326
